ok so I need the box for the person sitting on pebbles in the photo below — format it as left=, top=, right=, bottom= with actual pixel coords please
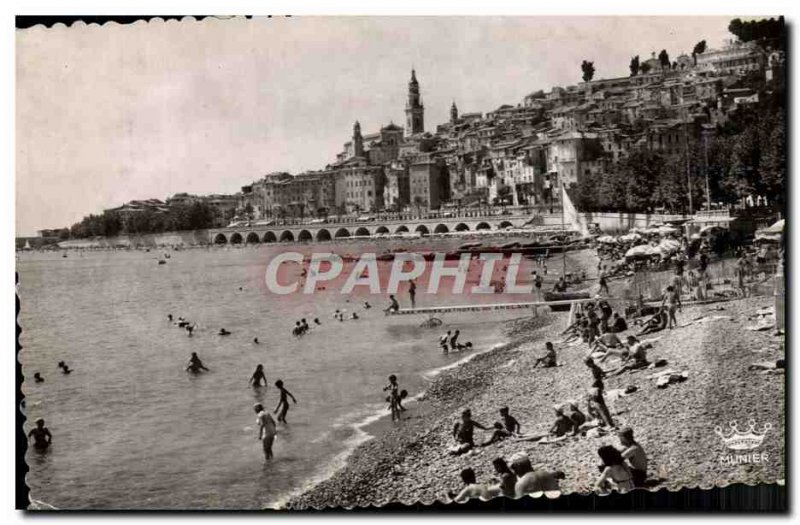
left=618, top=426, right=648, bottom=488
left=449, top=409, right=489, bottom=456
left=480, top=422, right=513, bottom=447
left=637, top=306, right=668, bottom=336
left=451, top=467, right=490, bottom=503
left=510, top=453, right=565, bottom=498
left=565, top=402, right=587, bottom=434
left=533, top=342, right=558, bottom=368
left=499, top=406, right=521, bottom=435
left=594, top=445, right=635, bottom=494
left=607, top=336, right=652, bottom=376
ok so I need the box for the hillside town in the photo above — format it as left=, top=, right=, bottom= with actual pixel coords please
left=38, top=19, right=785, bottom=243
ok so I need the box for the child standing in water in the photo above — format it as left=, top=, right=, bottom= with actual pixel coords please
left=383, top=374, right=402, bottom=421
left=274, top=380, right=297, bottom=424
left=249, top=364, right=267, bottom=388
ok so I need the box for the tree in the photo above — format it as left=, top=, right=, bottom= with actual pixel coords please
left=692, top=40, right=707, bottom=65
left=629, top=55, right=640, bottom=76
left=728, top=17, right=785, bottom=50
left=581, top=60, right=595, bottom=83
left=640, top=62, right=652, bottom=74
left=658, top=49, right=670, bottom=70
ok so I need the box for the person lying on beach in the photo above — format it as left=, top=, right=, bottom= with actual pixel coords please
left=456, top=342, right=473, bottom=351
left=452, top=468, right=490, bottom=503
left=594, top=445, right=634, bottom=494
left=486, top=457, right=517, bottom=499
left=610, top=313, right=628, bottom=333
left=449, top=409, right=489, bottom=455
left=618, top=426, right=647, bottom=487
left=514, top=407, right=573, bottom=443
left=561, top=313, right=584, bottom=342
left=249, top=364, right=267, bottom=388
left=533, top=342, right=558, bottom=368
left=510, top=453, right=565, bottom=497
left=28, top=418, right=52, bottom=452
left=553, top=277, right=568, bottom=293
left=186, top=352, right=209, bottom=373
left=274, top=380, right=297, bottom=424
left=499, top=406, right=521, bottom=435
left=637, top=308, right=668, bottom=336
left=480, top=422, right=512, bottom=447
left=385, top=295, right=400, bottom=314
left=254, top=403, right=277, bottom=460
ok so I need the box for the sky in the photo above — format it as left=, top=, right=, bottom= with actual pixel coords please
left=16, top=16, right=734, bottom=235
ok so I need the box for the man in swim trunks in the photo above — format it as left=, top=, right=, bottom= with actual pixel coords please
left=499, top=406, right=521, bottom=435
left=254, top=403, right=277, bottom=460
left=28, top=418, right=52, bottom=452
left=661, top=285, right=680, bottom=329
left=409, top=280, right=417, bottom=309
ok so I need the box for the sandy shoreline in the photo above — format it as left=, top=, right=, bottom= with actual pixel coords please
left=285, top=291, right=785, bottom=510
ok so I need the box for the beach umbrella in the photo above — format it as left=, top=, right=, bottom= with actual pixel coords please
left=761, top=219, right=784, bottom=234
left=658, top=225, right=680, bottom=235
left=656, top=238, right=681, bottom=256
left=619, top=232, right=642, bottom=243
left=596, top=235, right=616, bottom=244
left=625, top=245, right=657, bottom=258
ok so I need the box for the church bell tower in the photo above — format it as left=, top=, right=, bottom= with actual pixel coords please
left=405, top=69, right=425, bottom=137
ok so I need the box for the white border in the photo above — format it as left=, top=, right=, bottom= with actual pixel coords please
left=3, top=1, right=797, bottom=523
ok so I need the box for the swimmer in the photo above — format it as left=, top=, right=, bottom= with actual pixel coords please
left=167, top=314, right=173, bottom=322
left=274, top=380, right=297, bottom=424
left=253, top=337, right=260, bottom=344
left=314, top=318, right=321, bottom=326
left=27, top=418, right=52, bottom=452
left=60, top=363, right=73, bottom=374
left=218, top=328, right=231, bottom=336
left=186, top=323, right=195, bottom=337
left=186, top=352, right=209, bottom=373
left=364, top=301, right=371, bottom=309
left=351, top=312, right=359, bottom=320
left=292, top=322, right=302, bottom=336
left=249, top=364, right=267, bottom=388
left=33, top=372, right=44, bottom=383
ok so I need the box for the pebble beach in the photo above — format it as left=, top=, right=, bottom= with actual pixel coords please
left=286, top=292, right=785, bottom=509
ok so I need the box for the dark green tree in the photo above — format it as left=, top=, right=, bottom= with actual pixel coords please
left=581, top=60, right=595, bottom=83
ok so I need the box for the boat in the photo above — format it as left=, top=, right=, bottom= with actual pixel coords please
left=158, top=259, right=167, bottom=265
left=543, top=291, right=591, bottom=311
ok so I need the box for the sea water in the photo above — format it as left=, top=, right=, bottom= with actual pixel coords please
left=18, top=239, right=535, bottom=509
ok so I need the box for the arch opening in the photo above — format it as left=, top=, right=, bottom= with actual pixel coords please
left=245, top=232, right=260, bottom=244
left=262, top=231, right=277, bottom=243
left=334, top=228, right=350, bottom=238
left=354, top=227, right=370, bottom=237
left=298, top=230, right=313, bottom=242
left=415, top=225, right=430, bottom=236
left=213, top=233, right=228, bottom=245
left=476, top=222, right=491, bottom=231
left=375, top=226, right=390, bottom=235
left=498, top=220, right=514, bottom=230
left=316, top=229, right=332, bottom=242
left=395, top=225, right=409, bottom=234
left=454, top=223, right=470, bottom=232
left=230, top=232, right=243, bottom=244
left=434, top=224, right=449, bottom=234
left=279, top=231, right=295, bottom=242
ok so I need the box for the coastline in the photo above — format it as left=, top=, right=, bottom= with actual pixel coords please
left=284, top=295, right=785, bottom=510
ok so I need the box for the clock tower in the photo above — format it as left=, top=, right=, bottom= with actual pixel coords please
left=405, top=69, right=425, bottom=137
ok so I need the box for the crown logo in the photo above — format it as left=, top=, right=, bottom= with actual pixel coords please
left=714, top=420, right=772, bottom=450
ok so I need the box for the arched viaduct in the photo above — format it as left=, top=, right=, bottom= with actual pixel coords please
left=208, top=215, right=533, bottom=245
